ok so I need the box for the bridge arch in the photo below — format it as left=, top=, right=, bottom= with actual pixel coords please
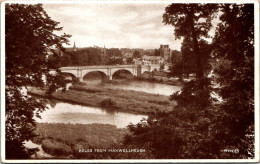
left=111, top=68, right=134, bottom=76
left=111, top=69, right=134, bottom=79
left=141, top=69, right=150, bottom=75
left=82, top=69, right=108, bottom=78
left=61, top=72, right=77, bottom=81
left=82, top=71, right=108, bottom=81
left=60, top=69, right=78, bottom=78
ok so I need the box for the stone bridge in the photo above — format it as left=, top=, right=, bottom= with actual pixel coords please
left=60, top=64, right=160, bottom=81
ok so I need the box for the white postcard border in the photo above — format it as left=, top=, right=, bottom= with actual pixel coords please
left=1, top=0, right=259, bottom=163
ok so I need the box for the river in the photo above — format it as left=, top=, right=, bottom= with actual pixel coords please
left=36, top=80, right=181, bottom=128
left=80, top=79, right=181, bottom=96
left=27, top=79, right=181, bottom=157
left=34, top=101, right=147, bottom=128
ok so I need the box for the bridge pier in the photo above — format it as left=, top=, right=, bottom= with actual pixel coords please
left=76, top=77, right=83, bottom=82
left=109, top=75, right=112, bottom=80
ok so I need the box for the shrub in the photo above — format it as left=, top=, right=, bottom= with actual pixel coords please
left=100, top=98, right=116, bottom=108
left=42, top=139, right=72, bottom=156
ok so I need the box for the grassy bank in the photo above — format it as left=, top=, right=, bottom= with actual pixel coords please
left=28, top=85, right=176, bottom=114
left=33, top=123, right=149, bottom=159
left=33, top=123, right=128, bottom=158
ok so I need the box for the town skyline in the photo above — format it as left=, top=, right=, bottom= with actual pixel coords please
left=66, top=42, right=174, bottom=51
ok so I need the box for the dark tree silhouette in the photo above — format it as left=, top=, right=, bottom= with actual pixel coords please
left=133, top=51, right=141, bottom=58
left=5, top=4, right=70, bottom=159
left=211, top=4, right=254, bottom=158
left=163, top=3, right=217, bottom=78
left=123, top=3, right=254, bottom=159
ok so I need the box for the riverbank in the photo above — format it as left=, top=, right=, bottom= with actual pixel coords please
left=107, top=77, right=181, bottom=86
left=28, top=85, right=176, bottom=115
left=32, top=123, right=128, bottom=158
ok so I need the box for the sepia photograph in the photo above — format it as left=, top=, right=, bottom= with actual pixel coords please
left=1, top=0, right=259, bottom=162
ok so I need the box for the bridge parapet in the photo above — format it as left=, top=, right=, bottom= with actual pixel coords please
left=60, top=64, right=157, bottom=81
left=60, top=65, right=137, bottom=71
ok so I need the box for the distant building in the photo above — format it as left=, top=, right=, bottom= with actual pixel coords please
left=133, top=58, right=142, bottom=65
left=142, top=55, right=163, bottom=65
left=101, top=45, right=106, bottom=56
left=134, top=55, right=164, bottom=66
left=159, top=45, right=171, bottom=64
left=124, top=52, right=133, bottom=58
left=73, top=41, right=77, bottom=51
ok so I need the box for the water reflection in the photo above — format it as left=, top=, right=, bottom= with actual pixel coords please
left=35, top=102, right=147, bottom=128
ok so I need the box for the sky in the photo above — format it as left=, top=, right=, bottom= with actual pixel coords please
left=43, top=3, right=183, bottom=50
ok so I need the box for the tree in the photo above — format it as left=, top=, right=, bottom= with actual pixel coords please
left=154, top=49, right=160, bottom=56
left=133, top=50, right=141, bottom=58
left=61, top=55, right=72, bottom=66
left=210, top=4, right=254, bottom=158
left=168, top=50, right=183, bottom=81
left=159, top=64, right=165, bottom=72
left=163, top=4, right=217, bottom=78
left=107, top=48, right=122, bottom=57
left=5, top=4, right=70, bottom=159
left=123, top=3, right=254, bottom=159
left=66, top=48, right=104, bottom=66
left=181, top=37, right=195, bottom=78
left=126, top=57, right=133, bottom=64
left=169, top=39, right=212, bottom=81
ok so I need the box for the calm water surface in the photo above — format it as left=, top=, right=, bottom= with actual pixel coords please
left=35, top=80, right=181, bottom=128
left=35, top=102, right=147, bottom=128
left=83, top=79, right=181, bottom=96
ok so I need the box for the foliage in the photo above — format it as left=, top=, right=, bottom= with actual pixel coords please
left=126, top=57, right=134, bottom=64
left=59, top=53, right=72, bottom=66
left=107, top=57, right=123, bottom=65
left=124, top=3, right=254, bottom=159
left=34, top=123, right=134, bottom=159
left=183, top=38, right=213, bottom=76
left=133, top=50, right=141, bottom=58
left=124, top=78, right=216, bottom=159
left=106, top=48, right=123, bottom=65
left=100, top=98, right=116, bottom=108
left=159, top=64, right=165, bottom=71
left=163, top=3, right=217, bottom=78
left=66, top=48, right=104, bottom=66
left=42, top=139, right=72, bottom=156
left=5, top=4, right=70, bottom=159
left=168, top=50, right=183, bottom=80
left=211, top=4, right=254, bottom=158
left=107, top=48, right=122, bottom=57
left=154, top=49, right=160, bottom=56
left=181, top=37, right=196, bottom=77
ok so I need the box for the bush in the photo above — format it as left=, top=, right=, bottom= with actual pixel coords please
left=42, top=139, right=72, bottom=156
left=100, top=98, right=116, bottom=108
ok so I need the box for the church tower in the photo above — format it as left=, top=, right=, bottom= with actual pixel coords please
left=73, top=41, right=77, bottom=51
left=103, top=45, right=106, bottom=56
left=101, top=44, right=106, bottom=64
